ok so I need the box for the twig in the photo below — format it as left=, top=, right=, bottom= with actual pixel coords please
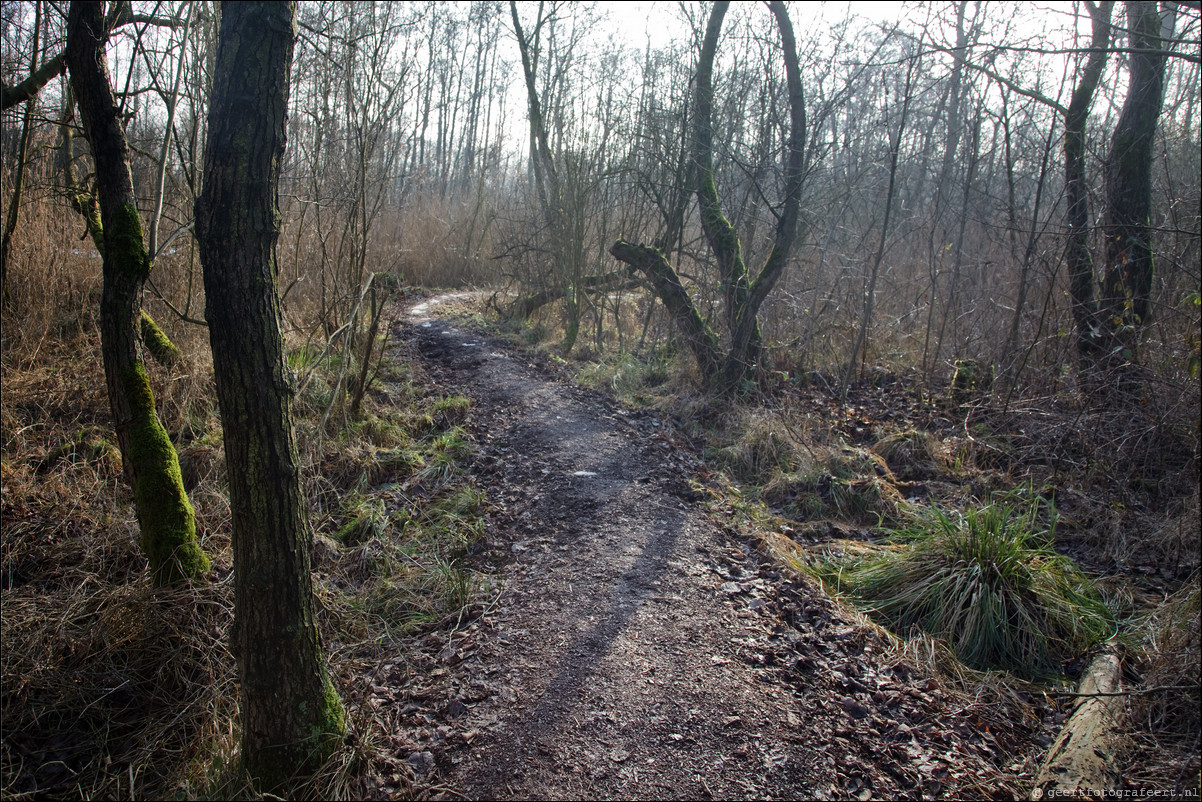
left=1173, top=731, right=1201, bottom=798
left=1050, top=684, right=1199, bottom=698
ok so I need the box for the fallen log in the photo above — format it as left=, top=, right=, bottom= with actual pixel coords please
left=1030, top=652, right=1127, bottom=801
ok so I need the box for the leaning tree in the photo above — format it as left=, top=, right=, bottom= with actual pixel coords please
left=65, top=0, right=209, bottom=585
left=610, top=0, right=806, bottom=394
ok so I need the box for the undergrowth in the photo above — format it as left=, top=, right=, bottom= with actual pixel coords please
left=1, top=309, right=486, bottom=799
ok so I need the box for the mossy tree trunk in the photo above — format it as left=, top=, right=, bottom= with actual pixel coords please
left=609, top=240, right=722, bottom=377
left=195, top=1, right=344, bottom=790
left=611, top=0, right=805, bottom=395
left=65, top=0, right=208, bottom=586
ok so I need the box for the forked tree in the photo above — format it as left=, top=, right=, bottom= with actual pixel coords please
left=610, top=0, right=805, bottom=394
left=195, top=0, right=345, bottom=789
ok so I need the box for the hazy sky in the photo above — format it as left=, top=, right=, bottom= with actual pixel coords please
left=605, top=1, right=910, bottom=48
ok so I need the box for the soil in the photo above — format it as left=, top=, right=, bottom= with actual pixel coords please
left=374, top=294, right=1049, bottom=800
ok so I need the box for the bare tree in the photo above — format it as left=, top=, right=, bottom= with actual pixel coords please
left=195, top=0, right=345, bottom=788
left=1097, top=0, right=1175, bottom=388
left=611, top=0, right=805, bottom=393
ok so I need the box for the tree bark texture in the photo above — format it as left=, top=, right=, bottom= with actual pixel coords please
left=725, top=0, right=805, bottom=389
left=1064, top=0, right=1115, bottom=367
left=1102, top=1, right=1168, bottom=331
left=65, top=0, right=208, bottom=585
left=195, top=1, right=344, bottom=789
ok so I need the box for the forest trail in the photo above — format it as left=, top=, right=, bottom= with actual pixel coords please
left=386, top=294, right=1030, bottom=801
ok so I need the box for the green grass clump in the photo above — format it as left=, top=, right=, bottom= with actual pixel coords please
left=416, top=427, right=473, bottom=489
left=429, top=395, right=471, bottom=428
left=825, top=490, right=1114, bottom=677
left=574, top=350, right=674, bottom=404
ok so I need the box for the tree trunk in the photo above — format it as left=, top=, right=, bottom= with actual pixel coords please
left=195, top=1, right=345, bottom=789
left=1098, top=0, right=1171, bottom=386
left=610, top=240, right=722, bottom=377
left=65, top=0, right=208, bottom=586
left=510, top=0, right=583, bottom=355
left=717, top=0, right=806, bottom=392
left=1065, top=1, right=1115, bottom=372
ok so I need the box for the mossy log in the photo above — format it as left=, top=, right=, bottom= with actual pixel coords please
left=1030, top=653, right=1126, bottom=801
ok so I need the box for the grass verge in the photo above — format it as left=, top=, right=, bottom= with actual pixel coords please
left=1, top=316, right=487, bottom=799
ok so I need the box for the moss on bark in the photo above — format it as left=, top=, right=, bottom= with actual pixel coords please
left=245, top=652, right=346, bottom=789
left=140, top=310, right=182, bottom=365
left=121, top=361, right=208, bottom=584
left=67, top=0, right=210, bottom=590
left=106, top=203, right=151, bottom=281
left=70, top=190, right=105, bottom=256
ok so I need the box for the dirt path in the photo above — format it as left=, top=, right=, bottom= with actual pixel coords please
left=385, top=296, right=1036, bottom=801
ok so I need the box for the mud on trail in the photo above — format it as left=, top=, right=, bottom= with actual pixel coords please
left=379, top=296, right=1040, bottom=800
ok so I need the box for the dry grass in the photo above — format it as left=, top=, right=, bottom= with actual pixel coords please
left=1132, top=579, right=1201, bottom=737
left=2, top=262, right=485, bottom=798
left=707, top=408, right=824, bottom=484
left=872, top=428, right=951, bottom=481
left=1120, top=578, right=1202, bottom=796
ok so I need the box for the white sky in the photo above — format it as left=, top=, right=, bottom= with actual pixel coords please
left=603, top=1, right=911, bottom=49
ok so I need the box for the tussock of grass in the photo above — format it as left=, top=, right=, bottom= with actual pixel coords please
left=576, top=350, right=674, bottom=399
left=708, top=409, right=816, bottom=484
left=429, top=395, right=471, bottom=428
left=872, top=428, right=950, bottom=481
left=817, top=490, right=1115, bottom=677
left=416, top=426, right=473, bottom=490
left=829, top=475, right=906, bottom=524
